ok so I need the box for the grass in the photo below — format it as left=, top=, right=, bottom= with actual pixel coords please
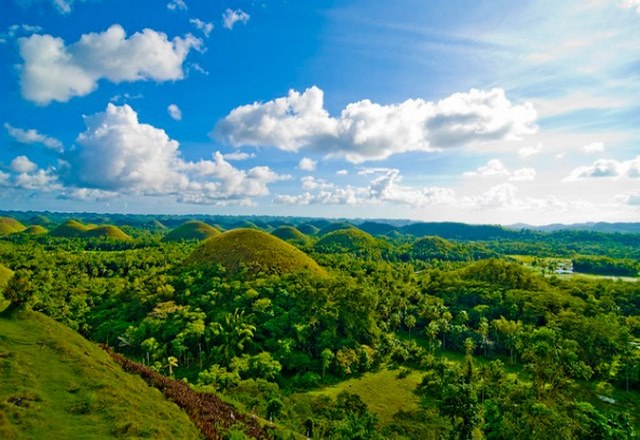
left=0, top=309, right=200, bottom=439
left=21, top=226, right=48, bottom=235
left=50, top=220, right=131, bottom=241
left=0, top=217, right=26, bottom=236
left=307, top=367, right=423, bottom=423
left=314, top=228, right=384, bottom=256
left=187, top=228, right=327, bottom=277
left=271, top=226, right=311, bottom=247
left=509, top=254, right=639, bottom=282
left=162, top=220, right=220, bottom=242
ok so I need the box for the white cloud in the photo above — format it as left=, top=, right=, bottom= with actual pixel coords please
left=51, top=0, right=80, bottom=14
left=275, top=168, right=456, bottom=207
left=14, top=168, right=60, bottom=190
left=5, top=123, right=63, bottom=151
left=464, top=159, right=510, bottom=177
left=190, top=18, right=213, bottom=38
left=167, top=104, right=182, bottom=121
left=336, top=169, right=348, bottom=175
left=565, top=156, right=640, bottom=181
left=222, top=9, right=250, bottom=30
left=298, top=157, right=317, bottom=171
left=167, top=0, right=187, bottom=11
left=622, top=0, right=640, bottom=14
left=223, top=151, right=255, bottom=161
left=71, top=103, right=283, bottom=205
left=214, top=86, right=537, bottom=163
left=10, top=155, right=37, bottom=173
left=19, top=25, right=202, bottom=105
left=0, top=24, right=43, bottom=43
left=582, top=141, right=605, bottom=153
left=464, top=159, right=536, bottom=182
left=509, top=167, right=536, bottom=181
left=518, top=142, right=542, bottom=158
left=58, top=188, right=117, bottom=201
left=0, top=171, right=9, bottom=186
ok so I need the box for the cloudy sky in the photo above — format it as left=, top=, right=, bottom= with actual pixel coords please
left=0, top=0, right=638, bottom=224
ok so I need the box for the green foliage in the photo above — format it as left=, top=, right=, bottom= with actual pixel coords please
left=271, top=226, right=312, bottom=247
left=162, top=220, right=221, bottom=242
left=573, top=255, right=639, bottom=277
left=50, top=220, right=131, bottom=240
left=21, top=225, right=48, bottom=235
left=314, top=228, right=391, bottom=260
left=0, top=310, right=200, bottom=439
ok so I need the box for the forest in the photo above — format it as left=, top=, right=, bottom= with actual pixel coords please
left=0, top=212, right=639, bottom=439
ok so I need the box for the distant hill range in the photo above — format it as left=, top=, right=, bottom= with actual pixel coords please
left=510, top=222, right=640, bottom=235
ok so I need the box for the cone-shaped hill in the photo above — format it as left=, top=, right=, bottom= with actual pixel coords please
left=318, top=222, right=356, bottom=236
left=296, top=223, right=320, bottom=236
left=0, top=217, right=26, bottom=235
left=271, top=226, right=311, bottom=247
left=186, top=228, right=326, bottom=277
left=162, top=220, right=221, bottom=242
left=22, top=225, right=48, bottom=235
left=314, top=228, right=391, bottom=259
left=50, top=220, right=131, bottom=240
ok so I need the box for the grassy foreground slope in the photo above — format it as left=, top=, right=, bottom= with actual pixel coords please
left=0, top=310, right=200, bottom=439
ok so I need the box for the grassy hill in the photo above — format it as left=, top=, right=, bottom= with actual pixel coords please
left=162, top=220, right=220, bottom=242
left=0, top=218, right=26, bottom=236
left=314, top=228, right=390, bottom=259
left=50, top=220, right=131, bottom=241
left=0, top=310, right=200, bottom=439
left=271, top=226, right=311, bottom=247
left=187, top=228, right=326, bottom=277
left=318, top=222, right=356, bottom=236
left=296, top=223, right=320, bottom=236
left=21, top=226, right=48, bottom=235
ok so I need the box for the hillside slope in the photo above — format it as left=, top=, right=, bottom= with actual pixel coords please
left=0, top=310, right=200, bottom=439
left=162, top=220, right=220, bottom=242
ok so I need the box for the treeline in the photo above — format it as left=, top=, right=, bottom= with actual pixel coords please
left=573, top=256, right=639, bottom=277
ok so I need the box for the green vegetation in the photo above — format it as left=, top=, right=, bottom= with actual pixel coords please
left=0, top=217, right=26, bottom=235
left=271, top=225, right=312, bottom=247
left=162, top=220, right=220, bottom=242
left=50, top=220, right=131, bottom=241
left=21, top=225, right=48, bottom=235
left=0, top=310, right=200, bottom=439
left=573, top=255, right=639, bottom=277
left=187, top=228, right=326, bottom=276
left=2, top=214, right=640, bottom=439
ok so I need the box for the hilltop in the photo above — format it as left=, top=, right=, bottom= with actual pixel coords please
left=0, top=310, right=200, bottom=439
left=21, top=225, right=48, bottom=235
left=162, top=220, right=220, bottom=242
left=271, top=225, right=312, bottom=247
left=186, top=228, right=326, bottom=277
left=314, top=227, right=390, bottom=259
left=0, top=217, right=26, bottom=235
left=50, top=220, right=131, bottom=240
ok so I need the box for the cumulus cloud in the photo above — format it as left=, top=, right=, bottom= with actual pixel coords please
left=298, top=157, right=317, bottom=171
left=5, top=123, right=63, bottom=151
left=214, top=86, right=537, bottom=163
left=167, top=104, right=182, bottom=121
left=58, top=187, right=117, bottom=201
left=464, top=159, right=536, bottom=181
left=275, top=168, right=455, bottom=207
left=336, top=169, right=349, bottom=175
left=70, top=103, right=283, bottom=205
left=11, top=155, right=37, bottom=173
left=19, top=24, right=202, bottom=104
left=167, top=0, right=187, bottom=11
left=0, top=24, right=43, bottom=43
left=190, top=18, right=213, bottom=38
left=582, top=141, right=605, bottom=153
left=223, top=151, right=255, bottom=161
left=518, top=142, right=542, bottom=158
left=222, top=9, right=250, bottom=30
left=565, top=156, right=640, bottom=181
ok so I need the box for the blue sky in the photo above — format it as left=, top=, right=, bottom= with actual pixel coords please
left=0, top=0, right=638, bottom=224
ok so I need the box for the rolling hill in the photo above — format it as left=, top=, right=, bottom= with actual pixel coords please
left=0, top=310, right=201, bottom=439
left=21, top=225, right=48, bottom=235
left=0, top=217, right=26, bottom=235
left=50, top=220, right=131, bottom=240
left=186, top=228, right=326, bottom=277
left=271, top=226, right=312, bottom=247
left=162, top=220, right=220, bottom=242
left=314, top=228, right=391, bottom=259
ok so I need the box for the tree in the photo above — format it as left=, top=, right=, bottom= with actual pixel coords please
left=3, top=270, right=34, bottom=311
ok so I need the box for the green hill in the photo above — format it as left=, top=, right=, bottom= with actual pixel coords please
left=21, top=225, right=48, bottom=235
left=0, top=217, right=26, bottom=235
left=411, top=236, right=496, bottom=261
left=162, top=220, right=220, bottom=242
left=27, top=215, right=51, bottom=226
left=0, top=310, right=200, bottom=439
left=296, top=223, right=320, bottom=236
left=358, top=221, right=399, bottom=236
left=318, top=222, right=356, bottom=236
left=187, top=228, right=326, bottom=277
left=50, top=220, right=130, bottom=240
left=271, top=226, right=311, bottom=247
left=314, top=228, right=390, bottom=259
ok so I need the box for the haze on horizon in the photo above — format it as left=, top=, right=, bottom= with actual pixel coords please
left=0, top=0, right=638, bottom=225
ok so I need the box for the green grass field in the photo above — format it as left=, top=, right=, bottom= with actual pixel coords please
left=0, top=310, right=200, bottom=439
left=509, top=255, right=639, bottom=282
left=307, top=367, right=423, bottom=423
